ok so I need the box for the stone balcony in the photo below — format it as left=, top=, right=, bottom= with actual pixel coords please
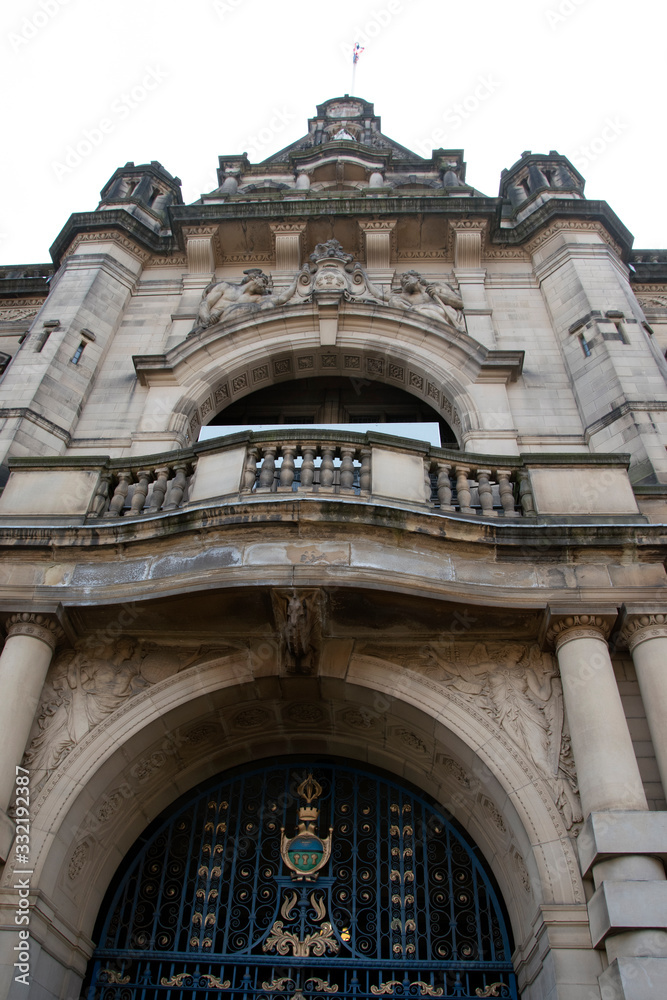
left=0, top=430, right=647, bottom=528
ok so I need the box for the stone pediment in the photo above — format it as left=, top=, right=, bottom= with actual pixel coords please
left=260, top=95, right=424, bottom=167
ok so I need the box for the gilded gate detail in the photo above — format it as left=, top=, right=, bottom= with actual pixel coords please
left=85, top=761, right=517, bottom=999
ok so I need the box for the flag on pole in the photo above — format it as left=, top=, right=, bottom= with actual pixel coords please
left=353, top=43, right=365, bottom=64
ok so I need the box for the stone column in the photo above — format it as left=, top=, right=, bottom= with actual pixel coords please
left=620, top=610, right=667, bottom=799
left=0, top=613, right=62, bottom=861
left=546, top=611, right=667, bottom=997
left=547, top=613, right=647, bottom=815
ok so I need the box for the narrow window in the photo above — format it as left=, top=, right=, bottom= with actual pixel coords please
left=71, top=341, right=85, bottom=365
left=614, top=320, right=628, bottom=344
left=35, top=319, right=60, bottom=352
left=579, top=333, right=591, bottom=358
left=148, top=186, right=161, bottom=207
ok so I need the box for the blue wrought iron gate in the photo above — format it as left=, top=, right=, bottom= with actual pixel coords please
left=85, top=761, right=518, bottom=999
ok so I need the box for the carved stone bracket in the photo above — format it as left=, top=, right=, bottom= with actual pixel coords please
left=271, top=589, right=324, bottom=675
left=5, top=612, right=64, bottom=651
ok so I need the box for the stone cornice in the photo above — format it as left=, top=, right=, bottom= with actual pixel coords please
left=44, top=197, right=635, bottom=272
left=0, top=490, right=662, bottom=555
left=50, top=211, right=177, bottom=268
left=166, top=197, right=632, bottom=258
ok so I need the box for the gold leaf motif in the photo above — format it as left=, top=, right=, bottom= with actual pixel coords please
left=262, top=919, right=340, bottom=957
left=100, top=969, right=130, bottom=984
left=371, top=983, right=443, bottom=997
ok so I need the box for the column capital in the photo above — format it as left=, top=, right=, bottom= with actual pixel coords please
left=544, top=608, right=616, bottom=652
left=619, top=611, right=667, bottom=653
left=4, top=612, right=64, bottom=651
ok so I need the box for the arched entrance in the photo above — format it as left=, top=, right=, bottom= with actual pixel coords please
left=83, top=759, right=517, bottom=999
left=206, top=376, right=458, bottom=446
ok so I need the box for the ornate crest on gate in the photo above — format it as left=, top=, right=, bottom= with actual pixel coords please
left=280, top=773, right=332, bottom=881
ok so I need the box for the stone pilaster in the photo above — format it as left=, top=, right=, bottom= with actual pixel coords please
left=620, top=609, right=667, bottom=799
left=0, top=613, right=63, bottom=862
left=359, top=220, right=396, bottom=272
left=452, top=223, right=495, bottom=350
left=270, top=222, right=306, bottom=271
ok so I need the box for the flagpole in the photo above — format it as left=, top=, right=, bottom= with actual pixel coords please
left=351, top=43, right=364, bottom=96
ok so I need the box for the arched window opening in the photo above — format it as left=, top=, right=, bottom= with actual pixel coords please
left=83, top=759, right=517, bottom=999
left=202, top=377, right=458, bottom=448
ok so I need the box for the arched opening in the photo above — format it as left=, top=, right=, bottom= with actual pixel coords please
left=82, top=757, right=517, bottom=998
left=204, top=376, right=458, bottom=447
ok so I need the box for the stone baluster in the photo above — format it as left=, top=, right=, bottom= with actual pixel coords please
left=147, top=466, right=170, bottom=512
left=241, top=448, right=258, bottom=492
left=279, top=445, right=296, bottom=490
left=518, top=472, right=536, bottom=516
left=319, top=447, right=335, bottom=489
left=107, top=471, right=131, bottom=517
left=476, top=468, right=496, bottom=517
left=130, top=469, right=151, bottom=516
left=299, top=446, right=315, bottom=490
left=88, top=471, right=112, bottom=518
left=435, top=463, right=454, bottom=510
left=546, top=611, right=667, bottom=981
left=359, top=448, right=372, bottom=492
left=0, top=612, right=63, bottom=862
left=257, top=446, right=277, bottom=491
left=454, top=466, right=474, bottom=514
left=497, top=469, right=519, bottom=518
left=163, top=463, right=188, bottom=510
left=339, top=446, right=356, bottom=491
left=620, top=610, right=667, bottom=798
left=423, top=460, right=433, bottom=503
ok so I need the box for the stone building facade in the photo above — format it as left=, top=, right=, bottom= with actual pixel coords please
left=0, top=96, right=666, bottom=999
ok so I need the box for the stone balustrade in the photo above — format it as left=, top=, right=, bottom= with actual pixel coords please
left=0, top=431, right=643, bottom=524
left=89, top=459, right=197, bottom=519
left=243, top=438, right=371, bottom=497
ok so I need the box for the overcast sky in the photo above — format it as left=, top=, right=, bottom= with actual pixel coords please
left=1, top=0, right=664, bottom=265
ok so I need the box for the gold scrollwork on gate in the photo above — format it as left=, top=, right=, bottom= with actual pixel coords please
left=371, top=981, right=443, bottom=996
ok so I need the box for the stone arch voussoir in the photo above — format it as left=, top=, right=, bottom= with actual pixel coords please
left=165, top=310, right=487, bottom=446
